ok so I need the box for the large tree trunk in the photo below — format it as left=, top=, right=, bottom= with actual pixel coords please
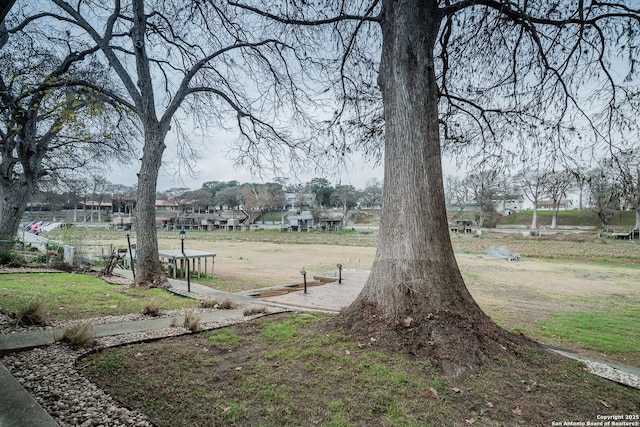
left=134, top=125, right=169, bottom=287
left=0, top=125, right=42, bottom=249
left=0, top=179, right=36, bottom=249
left=339, top=0, right=524, bottom=380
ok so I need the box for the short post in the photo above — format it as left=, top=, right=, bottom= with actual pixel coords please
left=126, top=228, right=135, bottom=280
left=300, top=267, right=307, bottom=294
left=179, top=230, right=191, bottom=292
left=337, top=263, right=342, bottom=284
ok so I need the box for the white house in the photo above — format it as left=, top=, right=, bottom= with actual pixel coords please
left=491, top=195, right=525, bottom=215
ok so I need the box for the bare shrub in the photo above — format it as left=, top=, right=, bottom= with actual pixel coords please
left=199, top=298, right=218, bottom=309
left=141, top=299, right=162, bottom=316
left=184, top=310, right=201, bottom=332
left=60, top=323, right=96, bottom=348
left=243, top=306, right=269, bottom=316
left=13, top=299, right=47, bottom=326
left=200, top=297, right=237, bottom=310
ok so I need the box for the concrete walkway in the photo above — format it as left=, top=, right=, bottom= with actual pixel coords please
left=249, top=269, right=371, bottom=312
left=0, top=269, right=269, bottom=355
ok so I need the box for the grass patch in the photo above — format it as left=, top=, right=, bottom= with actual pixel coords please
left=81, top=313, right=640, bottom=427
left=207, top=329, right=241, bottom=350
left=263, top=314, right=316, bottom=342
left=525, top=307, right=640, bottom=361
left=81, top=353, right=130, bottom=378
left=0, top=273, right=199, bottom=321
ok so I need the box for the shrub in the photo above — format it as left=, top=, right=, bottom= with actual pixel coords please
left=0, top=250, right=13, bottom=265
left=60, top=323, right=96, bottom=348
left=31, top=254, right=48, bottom=264
left=200, top=297, right=237, bottom=310
left=0, top=250, right=24, bottom=266
left=142, top=299, right=162, bottom=316
left=218, top=298, right=237, bottom=309
left=200, top=298, right=218, bottom=309
left=184, top=309, right=201, bottom=332
left=13, top=299, right=47, bottom=326
left=47, top=244, right=64, bottom=255
left=243, top=306, right=269, bottom=316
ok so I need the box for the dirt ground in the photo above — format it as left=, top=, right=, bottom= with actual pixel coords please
left=458, top=254, right=639, bottom=354
left=169, top=239, right=377, bottom=288
left=161, top=237, right=638, bottom=317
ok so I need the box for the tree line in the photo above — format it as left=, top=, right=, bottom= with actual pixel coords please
left=28, top=177, right=385, bottom=216
left=445, top=152, right=640, bottom=230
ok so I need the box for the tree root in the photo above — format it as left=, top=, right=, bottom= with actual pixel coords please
left=328, top=300, right=540, bottom=381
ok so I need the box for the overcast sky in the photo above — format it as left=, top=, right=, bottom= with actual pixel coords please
left=107, top=131, right=394, bottom=192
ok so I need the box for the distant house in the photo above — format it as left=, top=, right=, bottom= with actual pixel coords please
left=111, top=196, right=136, bottom=214
left=316, top=210, right=344, bottom=230
left=286, top=210, right=314, bottom=231
left=536, top=199, right=573, bottom=210
left=155, top=200, right=179, bottom=211
left=491, top=195, right=525, bottom=215
left=285, top=192, right=315, bottom=209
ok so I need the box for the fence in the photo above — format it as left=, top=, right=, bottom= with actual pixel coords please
left=12, top=231, right=120, bottom=268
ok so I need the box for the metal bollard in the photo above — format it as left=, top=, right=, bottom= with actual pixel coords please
left=300, top=267, right=307, bottom=294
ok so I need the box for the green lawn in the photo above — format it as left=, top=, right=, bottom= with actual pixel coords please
left=0, top=272, right=199, bottom=321
left=524, top=306, right=640, bottom=362
left=499, top=209, right=637, bottom=227
left=81, top=313, right=640, bottom=427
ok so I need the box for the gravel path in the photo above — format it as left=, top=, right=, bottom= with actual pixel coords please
left=1, top=314, right=255, bottom=427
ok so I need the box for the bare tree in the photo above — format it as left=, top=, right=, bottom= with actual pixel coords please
left=361, top=178, right=383, bottom=209
left=239, top=184, right=261, bottom=211
left=445, top=174, right=477, bottom=223
left=265, top=183, right=287, bottom=210
left=0, top=9, right=130, bottom=246
left=232, top=1, right=640, bottom=378
left=62, top=178, right=89, bottom=222
left=588, top=165, right=623, bottom=229
left=87, top=175, right=112, bottom=223
left=466, top=169, right=506, bottom=227
left=611, top=151, right=640, bottom=229
left=542, top=170, right=574, bottom=229
left=571, top=169, right=590, bottom=211
left=48, top=0, right=323, bottom=285
left=515, top=166, right=547, bottom=229
left=330, top=184, right=359, bottom=225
